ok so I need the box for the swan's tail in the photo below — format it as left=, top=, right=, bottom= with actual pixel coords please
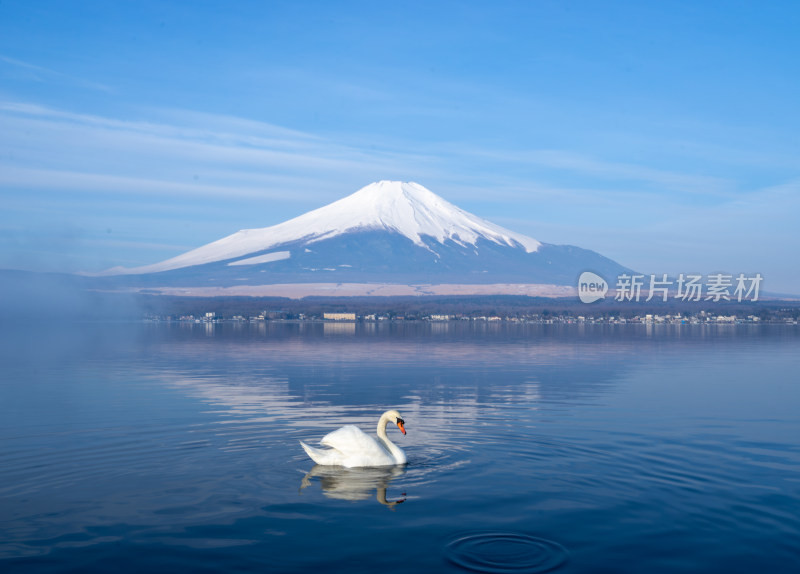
left=300, top=441, right=343, bottom=466
left=299, top=441, right=321, bottom=462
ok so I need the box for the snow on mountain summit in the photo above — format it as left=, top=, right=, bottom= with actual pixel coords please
left=110, top=181, right=542, bottom=275
left=321, top=181, right=541, bottom=253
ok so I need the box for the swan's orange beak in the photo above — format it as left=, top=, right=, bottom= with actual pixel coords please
left=397, top=420, right=406, bottom=435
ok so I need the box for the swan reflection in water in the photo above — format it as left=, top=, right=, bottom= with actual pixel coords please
left=300, top=464, right=407, bottom=508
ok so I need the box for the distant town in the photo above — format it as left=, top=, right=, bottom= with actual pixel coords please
left=142, top=308, right=800, bottom=326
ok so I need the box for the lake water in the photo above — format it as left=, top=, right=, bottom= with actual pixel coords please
left=1, top=321, right=799, bottom=573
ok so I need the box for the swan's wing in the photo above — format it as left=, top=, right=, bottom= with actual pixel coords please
left=319, top=425, right=393, bottom=467
left=300, top=441, right=347, bottom=466
left=320, top=425, right=385, bottom=455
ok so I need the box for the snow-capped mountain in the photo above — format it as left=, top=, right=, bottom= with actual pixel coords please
left=111, top=181, right=541, bottom=275
left=100, top=181, right=632, bottom=288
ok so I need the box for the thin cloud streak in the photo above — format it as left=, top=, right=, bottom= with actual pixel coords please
left=0, top=55, right=115, bottom=93
left=0, top=166, right=284, bottom=200
left=453, top=147, right=734, bottom=198
left=0, top=101, right=440, bottom=190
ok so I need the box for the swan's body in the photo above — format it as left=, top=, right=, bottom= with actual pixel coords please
left=300, top=410, right=407, bottom=468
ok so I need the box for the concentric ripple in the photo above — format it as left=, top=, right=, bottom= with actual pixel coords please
left=444, top=532, right=568, bottom=574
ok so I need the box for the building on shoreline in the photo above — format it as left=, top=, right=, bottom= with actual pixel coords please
left=323, top=313, right=356, bottom=321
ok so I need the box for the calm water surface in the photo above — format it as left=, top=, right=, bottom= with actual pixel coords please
left=1, top=322, right=799, bottom=573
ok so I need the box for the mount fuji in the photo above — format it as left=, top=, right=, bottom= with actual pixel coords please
left=99, top=181, right=632, bottom=294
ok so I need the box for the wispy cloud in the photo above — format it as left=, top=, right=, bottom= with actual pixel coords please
left=446, top=147, right=734, bottom=198
left=0, top=55, right=115, bottom=93
left=0, top=55, right=50, bottom=73
left=0, top=100, right=436, bottom=205
left=0, top=166, right=280, bottom=200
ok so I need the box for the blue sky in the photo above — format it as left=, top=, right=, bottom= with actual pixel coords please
left=1, top=1, right=798, bottom=292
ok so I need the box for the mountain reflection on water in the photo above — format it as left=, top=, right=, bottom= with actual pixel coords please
left=1, top=321, right=798, bottom=573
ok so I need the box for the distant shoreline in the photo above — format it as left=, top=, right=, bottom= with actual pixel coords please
left=101, top=282, right=579, bottom=299
left=2, top=268, right=798, bottom=322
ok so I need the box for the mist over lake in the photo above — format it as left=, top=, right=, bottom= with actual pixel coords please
left=1, top=321, right=798, bottom=573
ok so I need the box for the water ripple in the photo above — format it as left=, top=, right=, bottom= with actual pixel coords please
left=445, top=532, right=568, bottom=573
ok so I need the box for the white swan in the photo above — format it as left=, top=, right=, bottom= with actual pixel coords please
left=300, top=410, right=407, bottom=468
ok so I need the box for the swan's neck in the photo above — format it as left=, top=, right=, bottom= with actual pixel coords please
left=377, top=413, right=406, bottom=464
